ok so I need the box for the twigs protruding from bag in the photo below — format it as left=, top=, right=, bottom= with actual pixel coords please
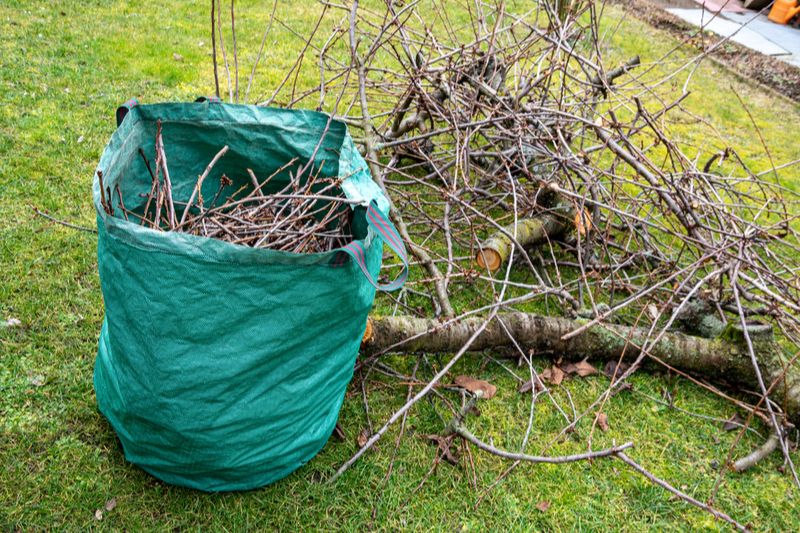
left=106, top=127, right=354, bottom=255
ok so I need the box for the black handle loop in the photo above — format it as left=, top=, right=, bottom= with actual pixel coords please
left=115, top=98, right=139, bottom=127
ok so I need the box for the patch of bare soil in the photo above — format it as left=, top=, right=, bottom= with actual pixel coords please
left=613, top=0, right=800, bottom=102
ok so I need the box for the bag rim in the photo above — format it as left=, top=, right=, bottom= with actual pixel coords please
left=93, top=101, right=388, bottom=266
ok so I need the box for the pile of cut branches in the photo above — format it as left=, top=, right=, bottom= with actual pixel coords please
left=198, top=0, right=800, bottom=526
left=66, top=0, right=800, bottom=529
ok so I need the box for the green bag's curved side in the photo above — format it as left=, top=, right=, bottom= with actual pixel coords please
left=93, top=102, right=395, bottom=491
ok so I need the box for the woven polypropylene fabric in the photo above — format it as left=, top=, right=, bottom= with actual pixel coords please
left=93, top=102, right=387, bottom=491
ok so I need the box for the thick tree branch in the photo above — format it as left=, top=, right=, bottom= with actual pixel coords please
left=363, top=313, right=799, bottom=421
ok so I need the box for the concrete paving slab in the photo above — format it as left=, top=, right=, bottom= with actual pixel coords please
left=719, top=12, right=800, bottom=56
left=667, top=8, right=791, bottom=55
left=691, top=0, right=747, bottom=14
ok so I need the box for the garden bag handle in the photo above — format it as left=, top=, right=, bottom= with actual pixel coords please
left=115, top=98, right=139, bottom=127
left=341, top=201, right=408, bottom=291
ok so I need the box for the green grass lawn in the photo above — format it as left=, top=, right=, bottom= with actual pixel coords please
left=2, top=1, right=800, bottom=530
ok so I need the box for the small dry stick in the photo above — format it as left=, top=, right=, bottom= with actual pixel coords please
left=97, top=170, right=112, bottom=215
left=115, top=185, right=129, bottom=221
left=616, top=452, right=750, bottom=532
left=327, top=311, right=499, bottom=483
left=179, top=145, right=230, bottom=225
left=32, top=207, right=96, bottom=234
left=449, top=393, right=635, bottom=463
left=452, top=394, right=748, bottom=531
left=155, top=121, right=177, bottom=229
left=138, top=148, right=159, bottom=225
left=211, top=0, right=220, bottom=98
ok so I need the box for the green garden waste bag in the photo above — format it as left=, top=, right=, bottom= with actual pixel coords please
left=93, top=98, right=407, bottom=492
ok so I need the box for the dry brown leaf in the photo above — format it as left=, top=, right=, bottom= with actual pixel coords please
left=573, top=360, right=598, bottom=377
left=574, top=207, right=592, bottom=236
left=561, top=362, right=578, bottom=375
left=539, top=367, right=564, bottom=386
left=518, top=380, right=543, bottom=394
left=723, top=413, right=744, bottom=432
left=423, top=434, right=459, bottom=465
left=597, top=412, right=610, bottom=432
left=536, top=500, right=551, bottom=512
left=357, top=428, right=370, bottom=448
left=454, top=375, right=497, bottom=399
left=602, top=360, right=631, bottom=380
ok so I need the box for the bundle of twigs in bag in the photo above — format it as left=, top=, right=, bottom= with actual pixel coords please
left=99, top=120, right=354, bottom=254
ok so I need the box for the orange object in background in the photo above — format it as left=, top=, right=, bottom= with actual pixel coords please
left=769, top=0, right=800, bottom=24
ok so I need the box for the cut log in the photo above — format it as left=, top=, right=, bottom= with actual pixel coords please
left=476, top=212, right=568, bottom=272
left=362, top=313, right=799, bottom=421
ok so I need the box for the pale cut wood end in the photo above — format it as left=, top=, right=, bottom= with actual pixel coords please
left=362, top=317, right=374, bottom=344
left=476, top=248, right=502, bottom=272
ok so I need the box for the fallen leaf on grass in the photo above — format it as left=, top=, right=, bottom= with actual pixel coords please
left=603, top=360, right=631, bottom=380
left=723, top=413, right=745, bottom=432
left=94, top=497, right=117, bottom=520
left=536, top=500, right=551, bottom=512
left=423, top=434, right=460, bottom=465
left=574, top=207, right=592, bottom=236
left=539, top=366, right=565, bottom=386
left=570, top=360, right=598, bottom=377
left=104, top=498, right=117, bottom=512
left=518, top=379, right=542, bottom=394
left=574, top=360, right=598, bottom=377
left=467, top=404, right=482, bottom=418
left=454, top=375, right=497, bottom=399
left=357, top=428, right=370, bottom=448
left=596, top=412, right=610, bottom=432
